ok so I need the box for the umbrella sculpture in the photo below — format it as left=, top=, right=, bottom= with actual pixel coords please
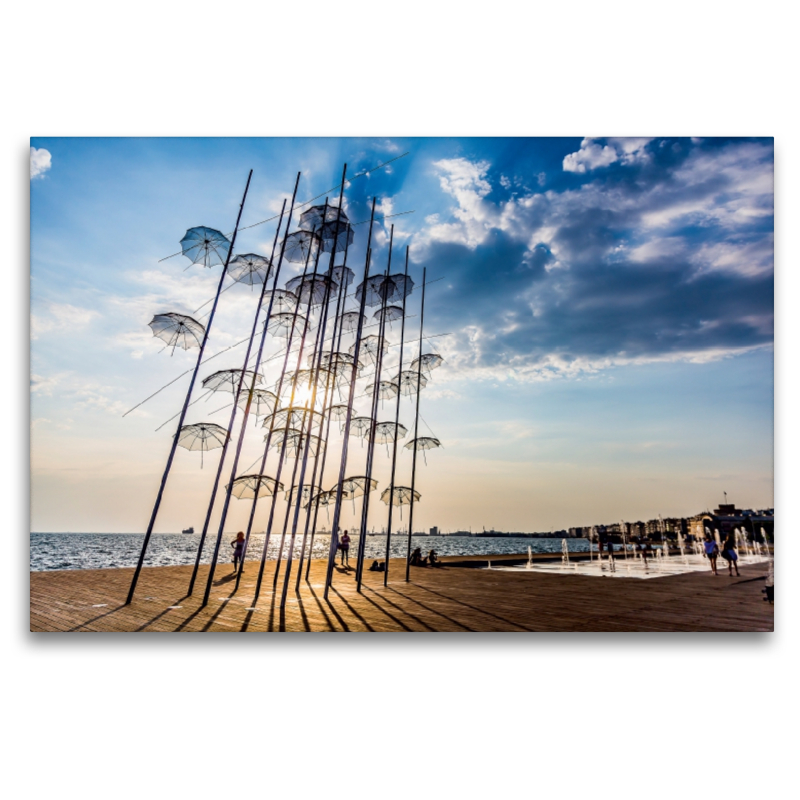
left=404, top=436, right=442, bottom=466
left=179, top=226, right=231, bottom=268
left=327, top=265, right=355, bottom=288
left=261, top=288, right=297, bottom=313
left=307, top=488, right=336, bottom=519
left=380, top=485, right=421, bottom=519
left=148, top=313, right=206, bottom=354
left=236, top=388, right=277, bottom=417
left=349, top=416, right=374, bottom=446
left=262, top=406, right=326, bottom=432
left=373, top=420, right=408, bottom=455
left=326, top=403, right=350, bottom=432
left=285, top=483, right=324, bottom=506
left=355, top=273, right=414, bottom=308
left=286, top=274, right=337, bottom=307
left=364, top=379, right=399, bottom=408
left=320, top=219, right=354, bottom=254
left=349, top=334, right=387, bottom=365
left=228, top=253, right=273, bottom=286
left=268, top=311, right=306, bottom=338
left=202, top=368, right=263, bottom=394
left=177, top=422, right=229, bottom=468
left=283, top=230, right=319, bottom=263
left=373, top=305, right=404, bottom=327
left=340, top=310, right=366, bottom=333
left=396, top=369, right=429, bottom=397
left=410, top=353, right=444, bottom=375
left=267, top=429, right=323, bottom=459
left=339, top=475, right=378, bottom=511
left=228, top=474, right=284, bottom=499
left=299, top=204, right=348, bottom=231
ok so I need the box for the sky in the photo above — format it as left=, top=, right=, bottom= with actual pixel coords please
left=29, top=136, right=774, bottom=533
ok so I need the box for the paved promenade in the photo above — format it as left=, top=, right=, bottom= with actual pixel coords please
left=29, top=555, right=774, bottom=632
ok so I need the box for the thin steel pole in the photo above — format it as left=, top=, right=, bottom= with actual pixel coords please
left=355, top=226, right=394, bottom=591
left=383, top=247, right=410, bottom=585
left=126, top=169, right=252, bottom=605
left=405, top=266, right=426, bottom=582
left=323, top=198, right=378, bottom=600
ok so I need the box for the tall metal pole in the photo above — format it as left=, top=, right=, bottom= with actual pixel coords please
left=323, top=199, right=378, bottom=600
left=126, top=169, right=252, bottom=605
left=405, top=266, right=426, bottom=582
left=383, top=247, right=410, bottom=585
left=355, top=227, right=394, bottom=591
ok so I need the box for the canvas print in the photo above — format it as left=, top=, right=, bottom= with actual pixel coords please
left=29, top=137, right=774, bottom=632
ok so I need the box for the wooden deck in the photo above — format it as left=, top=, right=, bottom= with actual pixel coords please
left=29, top=555, right=774, bottom=632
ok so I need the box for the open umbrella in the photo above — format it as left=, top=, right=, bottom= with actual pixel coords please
left=179, top=226, right=231, bottom=268
left=228, top=253, right=273, bottom=286
left=228, top=474, right=284, bottom=499
left=177, top=422, right=228, bottom=468
left=380, top=485, right=420, bottom=519
left=149, top=313, right=206, bottom=354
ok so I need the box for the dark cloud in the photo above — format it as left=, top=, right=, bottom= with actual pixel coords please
left=414, top=139, right=773, bottom=378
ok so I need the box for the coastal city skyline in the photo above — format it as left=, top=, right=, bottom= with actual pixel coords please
left=30, top=137, right=774, bottom=534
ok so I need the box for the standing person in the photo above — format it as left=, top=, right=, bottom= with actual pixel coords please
left=704, top=534, right=719, bottom=575
left=722, top=531, right=741, bottom=577
left=231, top=531, right=245, bottom=574
left=340, top=530, right=351, bottom=567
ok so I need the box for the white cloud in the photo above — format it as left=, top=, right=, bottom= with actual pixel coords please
left=31, top=302, right=100, bottom=339
left=562, top=137, right=652, bottom=173
left=30, top=147, right=52, bottom=179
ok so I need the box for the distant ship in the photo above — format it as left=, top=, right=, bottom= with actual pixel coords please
left=182, top=526, right=194, bottom=534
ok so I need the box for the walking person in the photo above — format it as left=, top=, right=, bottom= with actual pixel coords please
left=231, top=531, right=245, bottom=574
left=340, top=530, right=351, bottom=567
left=703, top=534, right=719, bottom=575
left=721, top=531, right=741, bottom=577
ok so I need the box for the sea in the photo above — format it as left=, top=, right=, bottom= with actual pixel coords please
left=29, top=533, right=590, bottom=572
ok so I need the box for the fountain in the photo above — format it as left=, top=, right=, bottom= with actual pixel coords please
left=762, top=527, right=770, bottom=557
left=678, top=530, right=688, bottom=563
left=526, top=546, right=533, bottom=570
left=561, top=538, right=570, bottom=567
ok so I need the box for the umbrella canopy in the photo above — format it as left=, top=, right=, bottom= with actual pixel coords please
left=340, top=475, right=378, bottom=499
left=373, top=305, right=404, bottom=326
left=364, top=380, right=399, bottom=402
left=285, top=274, right=337, bottom=306
left=179, top=226, right=231, bottom=268
left=349, top=416, right=374, bottom=441
left=176, top=422, right=228, bottom=467
left=149, top=313, right=206, bottom=352
left=327, top=265, right=355, bottom=289
left=299, top=204, right=348, bottom=231
left=268, top=311, right=306, bottom=338
left=340, top=311, right=367, bottom=333
left=261, top=288, right=298, bottom=313
left=380, top=485, right=421, bottom=518
left=202, top=369, right=263, bottom=394
left=262, top=405, right=325, bottom=431
left=404, top=436, right=442, bottom=465
left=410, top=353, right=444, bottom=375
left=320, top=219, right=355, bottom=254
left=285, top=483, right=324, bottom=506
left=396, top=369, right=429, bottom=397
left=373, top=420, right=408, bottom=444
left=236, top=388, right=277, bottom=417
left=349, top=334, right=387, bottom=365
left=283, top=230, right=319, bottom=263
left=355, top=273, right=414, bottom=307
left=268, top=429, right=323, bottom=458
left=228, top=474, right=284, bottom=499
left=228, top=253, right=273, bottom=285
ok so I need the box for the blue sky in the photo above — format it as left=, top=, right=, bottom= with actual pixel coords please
left=29, top=136, right=773, bottom=533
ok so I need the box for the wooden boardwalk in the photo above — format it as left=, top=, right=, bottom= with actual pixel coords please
left=29, top=555, right=774, bottom=633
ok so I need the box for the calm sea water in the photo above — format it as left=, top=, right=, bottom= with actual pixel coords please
left=29, top=533, right=590, bottom=572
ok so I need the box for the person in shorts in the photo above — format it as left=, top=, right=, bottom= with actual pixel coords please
left=340, top=530, right=351, bottom=567
left=703, top=534, right=719, bottom=575
left=721, top=531, right=740, bottom=577
left=231, top=531, right=245, bottom=573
